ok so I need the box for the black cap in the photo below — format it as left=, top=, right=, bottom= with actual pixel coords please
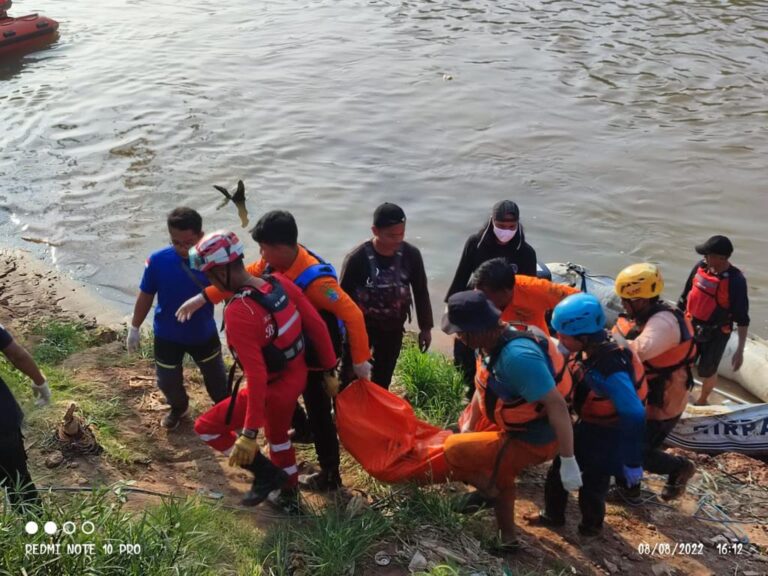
left=441, top=290, right=502, bottom=334
left=492, top=200, right=520, bottom=222
left=695, top=235, right=733, bottom=257
left=373, top=203, right=406, bottom=228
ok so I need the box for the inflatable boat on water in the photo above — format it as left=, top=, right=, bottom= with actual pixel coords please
left=0, top=14, right=58, bottom=57
left=542, top=261, right=768, bottom=404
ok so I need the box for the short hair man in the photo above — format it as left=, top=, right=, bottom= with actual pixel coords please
left=340, top=202, right=433, bottom=389
left=677, top=235, right=749, bottom=405
left=0, top=322, right=50, bottom=508
left=127, top=207, right=228, bottom=429
left=472, top=257, right=578, bottom=336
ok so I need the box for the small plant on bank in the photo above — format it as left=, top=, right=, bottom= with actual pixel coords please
left=29, top=320, right=95, bottom=365
left=395, top=340, right=466, bottom=428
left=289, top=505, right=390, bottom=576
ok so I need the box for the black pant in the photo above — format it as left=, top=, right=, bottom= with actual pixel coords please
left=0, top=427, right=39, bottom=508
left=453, top=338, right=476, bottom=399
left=545, top=455, right=610, bottom=532
left=368, top=326, right=404, bottom=389
left=645, top=416, right=688, bottom=476
left=293, top=370, right=339, bottom=471
left=544, top=423, right=620, bottom=532
left=154, top=335, right=229, bottom=412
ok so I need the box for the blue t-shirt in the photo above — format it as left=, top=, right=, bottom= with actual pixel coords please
left=488, top=337, right=557, bottom=444
left=0, top=324, right=24, bottom=430
left=139, top=247, right=217, bottom=346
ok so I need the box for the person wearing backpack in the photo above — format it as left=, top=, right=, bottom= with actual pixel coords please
left=340, top=203, right=433, bottom=389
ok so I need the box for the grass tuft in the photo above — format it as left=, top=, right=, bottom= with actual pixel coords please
left=29, top=320, right=95, bottom=365
left=394, top=340, right=466, bottom=427
left=389, top=484, right=467, bottom=533
left=0, top=489, right=254, bottom=575
left=290, top=505, right=390, bottom=576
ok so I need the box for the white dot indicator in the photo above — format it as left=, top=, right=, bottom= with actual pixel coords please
left=44, top=521, right=58, bottom=535
left=62, top=521, right=76, bottom=535
left=81, top=521, right=95, bottom=535
left=25, top=521, right=39, bottom=535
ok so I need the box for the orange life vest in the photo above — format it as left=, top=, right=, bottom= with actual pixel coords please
left=570, top=339, right=647, bottom=426
left=613, top=303, right=696, bottom=407
left=686, top=264, right=731, bottom=330
left=475, top=327, right=573, bottom=432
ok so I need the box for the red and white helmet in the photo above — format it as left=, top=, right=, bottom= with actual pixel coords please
left=189, top=230, right=244, bottom=272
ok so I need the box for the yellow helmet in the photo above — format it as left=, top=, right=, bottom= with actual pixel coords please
left=615, top=263, right=664, bottom=299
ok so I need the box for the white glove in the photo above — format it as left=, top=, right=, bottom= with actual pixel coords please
left=126, top=326, right=141, bottom=353
left=352, top=361, right=372, bottom=380
left=559, top=455, right=583, bottom=492
left=176, top=293, right=206, bottom=323
left=31, top=380, right=51, bottom=407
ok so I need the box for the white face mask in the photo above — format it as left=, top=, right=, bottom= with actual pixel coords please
left=493, top=224, right=518, bottom=244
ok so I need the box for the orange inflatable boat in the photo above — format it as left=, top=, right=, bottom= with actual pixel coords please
left=0, top=14, right=59, bottom=57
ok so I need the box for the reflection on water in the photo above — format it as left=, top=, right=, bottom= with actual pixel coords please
left=1, top=0, right=766, bottom=334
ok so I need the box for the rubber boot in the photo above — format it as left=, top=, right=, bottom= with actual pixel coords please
left=241, top=451, right=289, bottom=507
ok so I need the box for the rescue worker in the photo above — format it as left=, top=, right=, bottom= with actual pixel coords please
left=340, top=202, right=433, bottom=389
left=445, top=200, right=538, bottom=396
left=442, top=291, right=581, bottom=552
left=127, top=207, right=228, bottom=429
left=455, top=257, right=579, bottom=433
left=189, top=231, right=337, bottom=511
left=677, top=235, right=750, bottom=405
left=613, top=263, right=697, bottom=500
left=472, top=257, right=579, bottom=335
left=177, top=211, right=370, bottom=492
left=530, top=293, right=646, bottom=537
left=0, top=322, right=50, bottom=509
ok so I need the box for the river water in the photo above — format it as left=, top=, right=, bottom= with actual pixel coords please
left=2, top=0, right=767, bottom=334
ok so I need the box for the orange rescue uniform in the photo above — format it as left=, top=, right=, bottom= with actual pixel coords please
left=501, top=276, right=579, bottom=335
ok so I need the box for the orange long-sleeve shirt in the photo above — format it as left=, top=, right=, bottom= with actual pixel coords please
left=205, top=246, right=371, bottom=365
left=501, top=276, right=580, bottom=335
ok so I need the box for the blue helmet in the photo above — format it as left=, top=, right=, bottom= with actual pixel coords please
left=551, top=293, right=606, bottom=336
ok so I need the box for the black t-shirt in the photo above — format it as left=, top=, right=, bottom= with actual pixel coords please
left=0, top=325, right=24, bottom=430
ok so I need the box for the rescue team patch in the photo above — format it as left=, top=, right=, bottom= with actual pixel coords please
left=324, top=288, right=340, bottom=302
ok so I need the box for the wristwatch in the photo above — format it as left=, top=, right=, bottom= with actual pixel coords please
left=241, top=428, right=257, bottom=439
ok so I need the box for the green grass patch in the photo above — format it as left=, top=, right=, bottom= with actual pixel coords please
left=388, top=484, right=467, bottom=534
left=29, top=320, right=96, bottom=365
left=395, top=340, right=466, bottom=427
left=0, top=489, right=271, bottom=575
left=289, top=505, right=390, bottom=576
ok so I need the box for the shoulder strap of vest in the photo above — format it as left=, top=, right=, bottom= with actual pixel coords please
left=238, top=275, right=289, bottom=314
left=293, top=248, right=338, bottom=291
left=644, top=301, right=694, bottom=342
left=487, top=327, right=556, bottom=379
left=363, top=241, right=379, bottom=289
left=585, top=339, right=635, bottom=382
